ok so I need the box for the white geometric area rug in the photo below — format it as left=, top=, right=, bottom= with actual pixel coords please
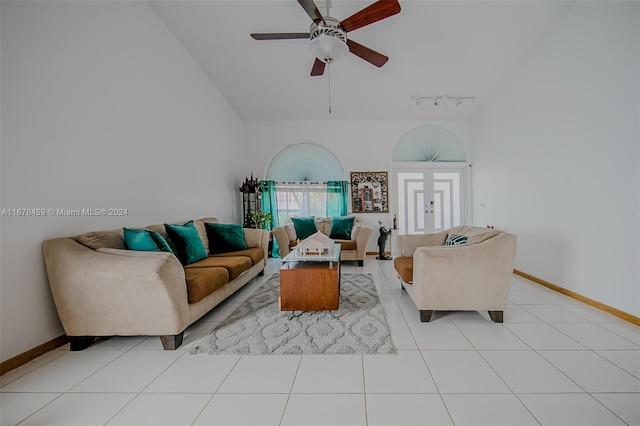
left=190, top=273, right=395, bottom=355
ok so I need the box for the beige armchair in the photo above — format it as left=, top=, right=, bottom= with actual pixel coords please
left=272, top=216, right=372, bottom=265
left=394, top=226, right=517, bottom=322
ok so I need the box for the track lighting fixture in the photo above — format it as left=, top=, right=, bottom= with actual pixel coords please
left=411, top=95, right=476, bottom=108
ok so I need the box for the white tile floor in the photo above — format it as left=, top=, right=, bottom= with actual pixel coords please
left=2, top=257, right=639, bottom=426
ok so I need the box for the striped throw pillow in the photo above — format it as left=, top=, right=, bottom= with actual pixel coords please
left=445, top=234, right=468, bottom=245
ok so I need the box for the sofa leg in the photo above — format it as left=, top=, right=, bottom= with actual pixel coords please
left=69, top=336, right=96, bottom=351
left=420, top=310, right=434, bottom=322
left=160, top=332, right=184, bottom=350
left=488, top=310, right=504, bottom=323
left=258, top=269, right=265, bottom=276
left=357, top=260, right=363, bottom=266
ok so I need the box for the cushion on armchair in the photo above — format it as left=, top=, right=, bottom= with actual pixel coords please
left=291, top=216, right=318, bottom=240
left=329, top=216, right=355, bottom=240
left=444, top=234, right=468, bottom=245
left=394, top=257, right=413, bottom=283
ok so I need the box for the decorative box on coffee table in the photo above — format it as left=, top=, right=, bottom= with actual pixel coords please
left=279, top=243, right=341, bottom=311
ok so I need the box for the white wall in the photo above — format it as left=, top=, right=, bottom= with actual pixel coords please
left=243, top=120, right=471, bottom=252
left=0, top=1, right=245, bottom=362
left=472, top=2, right=640, bottom=316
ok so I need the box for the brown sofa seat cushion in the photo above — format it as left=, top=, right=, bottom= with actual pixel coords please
left=333, top=239, right=356, bottom=251
left=394, top=256, right=413, bottom=283
left=185, top=267, right=229, bottom=304
left=289, top=239, right=356, bottom=251
left=211, top=247, right=264, bottom=266
left=185, top=256, right=252, bottom=280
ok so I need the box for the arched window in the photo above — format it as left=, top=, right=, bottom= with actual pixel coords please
left=393, top=125, right=466, bottom=162
left=261, top=144, right=348, bottom=235
left=266, top=143, right=345, bottom=181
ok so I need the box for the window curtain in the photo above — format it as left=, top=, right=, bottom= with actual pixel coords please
left=259, top=180, right=280, bottom=257
left=326, top=180, right=349, bottom=217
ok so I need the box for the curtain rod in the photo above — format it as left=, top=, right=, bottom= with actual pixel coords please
left=275, top=181, right=328, bottom=185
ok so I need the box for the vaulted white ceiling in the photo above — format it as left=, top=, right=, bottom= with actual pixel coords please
left=151, top=1, right=573, bottom=121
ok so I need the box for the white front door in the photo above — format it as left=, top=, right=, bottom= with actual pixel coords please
left=394, top=163, right=470, bottom=235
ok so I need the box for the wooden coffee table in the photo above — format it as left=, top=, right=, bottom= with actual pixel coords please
left=279, top=243, right=341, bottom=311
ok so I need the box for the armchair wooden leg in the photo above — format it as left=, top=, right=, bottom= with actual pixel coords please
left=160, top=332, right=184, bottom=350
left=488, top=310, right=504, bottom=323
left=357, top=260, right=364, bottom=266
left=420, top=310, right=434, bottom=322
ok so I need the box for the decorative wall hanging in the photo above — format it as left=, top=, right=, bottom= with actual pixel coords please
left=350, top=171, right=388, bottom=213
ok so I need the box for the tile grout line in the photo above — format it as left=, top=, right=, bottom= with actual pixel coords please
left=512, top=289, right=636, bottom=424
left=278, top=355, right=304, bottom=426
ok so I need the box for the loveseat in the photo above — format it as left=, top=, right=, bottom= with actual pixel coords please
left=42, top=217, right=268, bottom=350
left=272, top=216, right=372, bottom=265
left=394, top=226, right=517, bottom=322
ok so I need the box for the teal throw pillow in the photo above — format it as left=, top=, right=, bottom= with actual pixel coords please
left=291, top=216, right=317, bottom=240
left=329, top=216, right=355, bottom=240
left=123, top=228, right=173, bottom=254
left=164, top=221, right=207, bottom=265
left=205, top=222, right=248, bottom=255
left=444, top=234, right=468, bottom=245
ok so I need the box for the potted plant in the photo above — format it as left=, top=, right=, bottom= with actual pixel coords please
left=250, top=211, right=273, bottom=230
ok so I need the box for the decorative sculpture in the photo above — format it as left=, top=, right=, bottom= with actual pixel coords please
left=376, top=220, right=392, bottom=260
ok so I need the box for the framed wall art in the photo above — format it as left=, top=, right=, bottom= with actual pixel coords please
left=350, top=171, right=389, bottom=213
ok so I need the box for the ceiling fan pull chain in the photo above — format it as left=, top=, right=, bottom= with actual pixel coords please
left=328, top=63, right=332, bottom=115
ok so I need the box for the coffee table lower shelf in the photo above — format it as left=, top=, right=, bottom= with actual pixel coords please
left=279, top=261, right=340, bottom=311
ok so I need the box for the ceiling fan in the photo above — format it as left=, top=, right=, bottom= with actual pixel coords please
left=251, top=0, right=401, bottom=76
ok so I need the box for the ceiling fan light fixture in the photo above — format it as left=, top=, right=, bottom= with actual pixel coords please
left=309, top=17, right=348, bottom=64
left=309, top=36, right=348, bottom=63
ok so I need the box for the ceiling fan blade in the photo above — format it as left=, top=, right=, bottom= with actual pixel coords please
left=347, top=39, right=389, bottom=67
left=310, top=58, right=326, bottom=76
left=251, top=33, right=310, bottom=40
left=340, top=0, right=401, bottom=33
left=297, top=0, right=324, bottom=23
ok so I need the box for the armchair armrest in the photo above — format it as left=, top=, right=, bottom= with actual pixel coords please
left=353, top=224, right=372, bottom=261
left=272, top=225, right=292, bottom=258
left=243, top=228, right=269, bottom=262
left=43, top=238, right=191, bottom=337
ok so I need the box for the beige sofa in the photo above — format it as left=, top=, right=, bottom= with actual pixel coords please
left=394, top=226, right=517, bottom=322
left=42, top=217, right=268, bottom=350
left=272, top=216, right=372, bottom=265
